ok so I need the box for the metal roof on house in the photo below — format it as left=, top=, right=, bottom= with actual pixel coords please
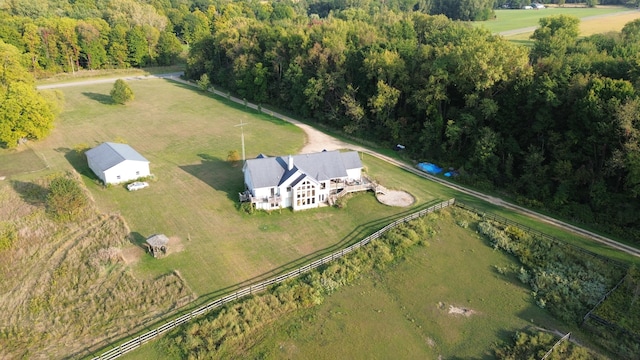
left=85, top=142, right=149, bottom=172
left=245, top=150, right=362, bottom=189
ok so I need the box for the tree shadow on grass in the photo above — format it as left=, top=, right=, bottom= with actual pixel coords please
left=11, top=180, right=48, bottom=206
left=178, top=154, right=244, bottom=203
left=82, top=92, right=113, bottom=105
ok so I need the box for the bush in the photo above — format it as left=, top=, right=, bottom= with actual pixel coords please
left=0, top=222, right=17, bottom=251
left=46, top=176, right=88, bottom=222
left=110, top=79, right=134, bottom=104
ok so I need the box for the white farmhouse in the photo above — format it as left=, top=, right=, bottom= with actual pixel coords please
left=85, top=142, right=150, bottom=185
left=240, top=150, right=369, bottom=211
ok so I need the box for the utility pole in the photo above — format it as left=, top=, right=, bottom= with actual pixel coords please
left=234, top=121, right=249, bottom=164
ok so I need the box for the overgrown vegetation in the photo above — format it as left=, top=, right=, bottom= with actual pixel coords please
left=0, top=179, right=194, bottom=359
left=494, top=329, right=604, bottom=360
left=477, top=220, right=626, bottom=324
left=46, top=173, right=89, bottom=221
left=582, top=267, right=640, bottom=358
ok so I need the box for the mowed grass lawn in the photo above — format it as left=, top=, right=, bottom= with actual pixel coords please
left=475, top=7, right=633, bottom=34
left=133, top=208, right=562, bottom=359
left=18, top=78, right=448, bottom=300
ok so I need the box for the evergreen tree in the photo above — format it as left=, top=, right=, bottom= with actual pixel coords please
left=110, top=79, right=134, bottom=104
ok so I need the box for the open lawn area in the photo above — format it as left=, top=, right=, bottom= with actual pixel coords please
left=475, top=6, right=635, bottom=34
left=126, top=208, right=566, bottom=359
left=12, top=78, right=449, bottom=300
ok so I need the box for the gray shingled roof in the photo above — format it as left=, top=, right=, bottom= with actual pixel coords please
left=85, top=142, right=149, bottom=172
left=245, top=150, right=361, bottom=189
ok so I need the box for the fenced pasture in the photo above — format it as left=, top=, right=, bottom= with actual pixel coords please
left=476, top=7, right=632, bottom=34
left=92, top=200, right=454, bottom=360
left=140, top=206, right=562, bottom=360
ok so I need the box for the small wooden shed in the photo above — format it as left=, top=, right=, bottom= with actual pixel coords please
left=145, top=234, right=169, bottom=258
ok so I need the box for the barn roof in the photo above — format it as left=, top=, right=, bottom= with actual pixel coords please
left=244, top=150, right=362, bottom=189
left=85, top=142, right=149, bottom=172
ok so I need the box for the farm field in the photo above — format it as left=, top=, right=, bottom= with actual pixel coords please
left=500, top=10, right=640, bottom=44
left=475, top=6, right=634, bottom=34
left=126, top=208, right=565, bottom=359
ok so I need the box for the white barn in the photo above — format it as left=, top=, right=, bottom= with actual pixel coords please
left=86, top=142, right=150, bottom=185
left=241, top=150, right=366, bottom=211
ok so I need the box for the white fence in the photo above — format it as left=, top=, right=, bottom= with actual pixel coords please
left=92, top=199, right=455, bottom=360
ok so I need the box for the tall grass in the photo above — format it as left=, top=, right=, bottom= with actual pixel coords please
left=0, top=178, right=194, bottom=359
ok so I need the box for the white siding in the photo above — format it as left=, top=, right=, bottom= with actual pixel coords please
left=346, top=168, right=362, bottom=181
left=102, top=160, right=150, bottom=184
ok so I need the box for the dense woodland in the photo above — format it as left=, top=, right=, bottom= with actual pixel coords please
left=1, top=0, right=639, bottom=241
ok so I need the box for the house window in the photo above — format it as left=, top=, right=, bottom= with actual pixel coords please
left=320, top=182, right=326, bottom=189
left=116, top=175, right=121, bottom=180
left=287, top=187, right=292, bottom=192
left=136, top=171, right=140, bottom=176
left=295, top=180, right=317, bottom=207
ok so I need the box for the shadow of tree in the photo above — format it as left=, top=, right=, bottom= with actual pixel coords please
left=178, top=154, right=244, bottom=203
left=82, top=92, right=113, bottom=105
left=11, top=180, right=48, bottom=206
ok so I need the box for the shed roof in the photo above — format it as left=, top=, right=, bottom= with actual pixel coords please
left=85, top=142, right=149, bottom=172
left=244, top=150, right=362, bottom=189
left=146, top=234, right=169, bottom=247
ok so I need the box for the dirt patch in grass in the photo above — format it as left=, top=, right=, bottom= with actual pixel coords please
left=121, top=245, right=144, bottom=264
left=448, top=305, right=477, bottom=317
left=376, top=190, right=415, bottom=207
left=166, top=236, right=184, bottom=255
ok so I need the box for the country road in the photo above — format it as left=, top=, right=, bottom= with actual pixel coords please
left=38, top=73, right=640, bottom=259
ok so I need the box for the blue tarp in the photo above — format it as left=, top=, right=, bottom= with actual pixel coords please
left=417, top=162, right=443, bottom=175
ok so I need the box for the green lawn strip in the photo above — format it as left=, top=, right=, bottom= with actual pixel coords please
left=475, top=7, right=630, bottom=34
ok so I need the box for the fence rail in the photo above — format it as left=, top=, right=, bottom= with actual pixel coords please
left=92, top=199, right=455, bottom=360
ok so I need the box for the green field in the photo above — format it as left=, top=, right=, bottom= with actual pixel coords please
left=475, top=7, right=632, bottom=34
